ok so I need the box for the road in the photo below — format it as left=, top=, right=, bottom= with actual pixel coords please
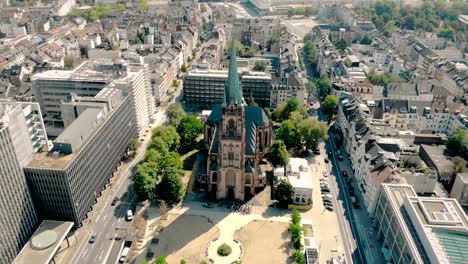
left=69, top=85, right=183, bottom=264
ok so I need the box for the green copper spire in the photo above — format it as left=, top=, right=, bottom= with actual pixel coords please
left=224, top=34, right=243, bottom=106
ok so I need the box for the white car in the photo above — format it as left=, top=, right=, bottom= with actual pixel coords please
left=321, top=194, right=333, bottom=199
left=323, top=172, right=329, bottom=177
left=126, top=210, right=133, bottom=221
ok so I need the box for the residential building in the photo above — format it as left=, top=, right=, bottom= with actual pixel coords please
left=274, top=158, right=313, bottom=206
left=450, top=173, right=468, bottom=207
left=419, top=144, right=454, bottom=182
left=202, top=39, right=272, bottom=201
left=24, top=90, right=136, bottom=226
left=270, top=73, right=307, bottom=110
left=0, top=108, right=39, bottom=264
left=374, top=184, right=468, bottom=264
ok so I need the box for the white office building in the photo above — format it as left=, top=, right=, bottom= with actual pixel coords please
left=274, top=158, right=313, bottom=206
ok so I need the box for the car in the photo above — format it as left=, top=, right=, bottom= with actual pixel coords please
left=323, top=171, right=329, bottom=177
left=338, top=155, right=344, bottom=161
left=341, top=170, right=348, bottom=177
left=322, top=193, right=333, bottom=199
left=89, top=235, right=97, bottom=244
left=321, top=187, right=330, bottom=191
left=320, top=183, right=329, bottom=188
left=313, top=148, right=320, bottom=155
left=322, top=197, right=332, bottom=202
left=321, top=189, right=331, bottom=193
left=126, top=210, right=133, bottom=221
left=202, top=202, right=213, bottom=208
left=319, top=179, right=328, bottom=183
left=325, top=205, right=334, bottom=211
left=111, top=198, right=118, bottom=206
left=323, top=200, right=332, bottom=206
left=324, top=158, right=330, bottom=163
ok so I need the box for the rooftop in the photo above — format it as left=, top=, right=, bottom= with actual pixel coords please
left=13, top=220, right=74, bottom=264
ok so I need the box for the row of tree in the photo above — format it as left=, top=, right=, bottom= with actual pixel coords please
left=290, top=209, right=306, bottom=264
left=357, top=0, right=468, bottom=38
left=367, top=69, right=407, bottom=86
left=287, top=6, right=318, bottom=17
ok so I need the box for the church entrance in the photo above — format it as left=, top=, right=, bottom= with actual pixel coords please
left=227, top=187, right=235, bottom=199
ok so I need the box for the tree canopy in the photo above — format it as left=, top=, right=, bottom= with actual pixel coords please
left=253, top=61, right=267, bottom=71
left=299, top=118, right=328, bottom=150
left=322, top=95, right=339, bottom=119
left=276, top=120, right=301, bottom=149
left=177, top=115, right=204, bottom=153
left=156, top=167, right=184, bottom=203
left=152, top=125, right=180, bottom=152
left=316, top=75, right=331, bottom=98
left=447, top=129, right=467, bottom=157
left=268, top=141, right=290, bottom=167
left=275, top=180, right=293, bottom=207
left=167, top=103, right=186, bottom=127
left=367, top=69, right=406, bottom=86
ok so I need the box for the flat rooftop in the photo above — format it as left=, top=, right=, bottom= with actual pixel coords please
left=25, top=151, right=75, bottom=170
left=13, top=220, right=74, bottom=264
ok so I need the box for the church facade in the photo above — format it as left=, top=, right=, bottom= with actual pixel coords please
left=203, top=37, right=272, bottom=200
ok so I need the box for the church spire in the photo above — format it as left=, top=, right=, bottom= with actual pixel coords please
left=224, top=34, right=243, bottom=106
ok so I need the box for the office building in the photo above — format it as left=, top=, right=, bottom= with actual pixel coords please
left=24, top=90, right=136, bottom=226
left=273, top=158, right=313, bottom=207
left=450, top=173, right=468, bottom=206
left=374, top=184, right=468, bottom=264
left=183, top=69, right=272, bottom=109
left=0, top=115, right=39, bottom=264
left=32, top=60, right=155, bottom=137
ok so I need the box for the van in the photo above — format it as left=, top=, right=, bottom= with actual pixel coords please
left=126, top=210, right=133, bottom=221
left=119, top=247, right=130, bottom=263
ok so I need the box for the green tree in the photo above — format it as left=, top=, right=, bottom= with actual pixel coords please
left=335, top=39, right=348, bottom=55
left=149, top=137, right=169, bottom=154
left=177, top=115, right=204, bottom=153
left=155, top=256, right=168, bottom=264
left=156, top=167, right=183, bottom=203
left=134, top=162, right=157, bottom=200
left=294, top=249, right=306, bottom=264
left=64, top=55, right=76, bottom=69
left=291, top=209, right=301, bottom=225
left=272, top=103, right=285, bottom=121
left=299, top=118, right=328, bottom=150
left=276, top=120, right=301, bottom=149
left=181, top=64, right=188, bottom=73
left=322, top=95, right=339, bottom=120
left=227, top=40, right=244, bottom=56
left=172, top=80, right=179, bottom=87
left=167, top=103, right=186, bottom=127
left=453, top=156, right=468, bottom=173
left=128, top=137, right=141, bottom=152
left=200, top=3, right=207, bottom=13
left=305, top=81, right=316, bottom=97
left=316, top=75, right=331, bottom=98
left=282, top=98, right=300, bottom=120
left=275, top=179, right=293, bottom=207
left=152, top=126, right=180, bottom=151
left=268, top=141, right=290, bottom=167
left=291, top=223, right=303, bottom=249
left=289, top=111, right=304, bottom=124
left=447, top=129, right=467, bottom=157
left=253, top=60, right=267, bottom=71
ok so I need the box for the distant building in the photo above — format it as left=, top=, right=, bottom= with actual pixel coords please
left=0, top=110, right=39, bottom=264
left=24, top=90, right=136, bottom=226
left=374, top=184, right=468, bottom=264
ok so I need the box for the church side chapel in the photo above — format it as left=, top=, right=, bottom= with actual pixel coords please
left=201, top=35, right=273, bottom=201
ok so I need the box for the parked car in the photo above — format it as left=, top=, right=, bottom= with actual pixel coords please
left=325, top=204, right=334, bottom=211
left=323, top=200, right=332, bottom=206
left=89, top=234, right=97, bottom=244
left=342, top=170, right=348, bottom=177
left=324, top=158, right=329, bottom=163
left=111, top=198, right=118, bottom=206
left=320, top=184, right=329, bottom=189
left=126, top=210, right=133, bottom=221
left=338, top=155, right=344, bottom=161
left=322, top=197, right=332, bottom=203
left=202, top=202, right=213, bottom=208
left=321, top=189, right=331, bottom=193
left=323, top=172, right=329, bottom=177
left=321, top=193, right=333, bottom=199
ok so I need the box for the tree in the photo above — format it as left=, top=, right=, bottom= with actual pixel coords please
left=291, top=209, right=301, bottom=225
left=305, top=81, right=316, bottom=97
left=447, top=129, right=467, bottom=157
left=322, top=95, right=339, bottom=120
left=289, top=111, right=304, bottom=124
left=156, top=167, right=183, bottom=203
left=134, top=162, right=157, bottom=200
left=253, top=60, right=267, bottom=71
left=155, top=256, right=168, bottom=264
left=316, top=75, right=331, bottom=98
left=335, top=39, right=347, bottom=55
left=294, top=249, right=306, bottom=264
left=227, top=40, right=244, bottom=56
left=299, top=118, right=328, bottom=150
left=172, top=80, right=179, bottom=88
left=152, top=126, right=180, bottom=151
left=275, top=179, right=293, bottom=207
left=167, top=103, right=186, bottom=127
left=276, top=120, right=301, bottom=149
left=453, top=156, right=468, bottom=173
left=282, top=98, right=300, bottom=120
left=268, top=141, right=290, bottom=167
left=128, top=137, right=141, bottom=153
left=64, top=55, right=75, bottom=69
left=177, top=115, right=204, bottom=153
left=200, top=3, right=207, bottom=13
left=180, top=64, right=188, bottom=73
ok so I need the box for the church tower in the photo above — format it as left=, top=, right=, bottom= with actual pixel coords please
left=217, top=35, right=246, bottom=200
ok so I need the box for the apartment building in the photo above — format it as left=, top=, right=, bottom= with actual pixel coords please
left=24, top=91, right=137, bottom=226
left=374, top=184, right=468, bottom=264
left=0, top=111, right=39, bottom=264
left=450, top=173, right=468, bottom=206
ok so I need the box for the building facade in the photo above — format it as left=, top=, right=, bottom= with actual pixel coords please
left=203, top=39, right=272, bottom=200
left=24, top=95, right=136, bottom=226
left=0, top=124, right=39, bottom=264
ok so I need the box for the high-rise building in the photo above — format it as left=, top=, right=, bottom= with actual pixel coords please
left=32, top=60, right=155, bottom=137
left=374, top=184, right=468, bottom=264
left=0, top=110, right=39, bottom=264
left=24, top=89, right=137, bottom=226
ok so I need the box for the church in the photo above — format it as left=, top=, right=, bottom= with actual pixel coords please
left=202, top=37, right=273, bottom=201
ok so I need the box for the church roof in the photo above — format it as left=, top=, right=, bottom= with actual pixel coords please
left=224, top=35, right=243, bottom=106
